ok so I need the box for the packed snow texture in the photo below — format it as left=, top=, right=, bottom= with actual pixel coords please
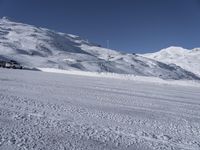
left=0, top=69, right=200, bottom=150
left=39, top=68, right=200, bottom=87
left=143, top=46, right=200, bottom=76
left=0, top=17, right=199, bottom=80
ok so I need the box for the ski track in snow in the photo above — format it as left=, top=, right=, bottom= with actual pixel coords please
left=0, top=69, right=200, bottom=150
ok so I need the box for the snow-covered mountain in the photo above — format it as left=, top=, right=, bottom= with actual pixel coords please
left=143, top=46, right=200, bottom=76
left=0, top=17, right=199, bottom=80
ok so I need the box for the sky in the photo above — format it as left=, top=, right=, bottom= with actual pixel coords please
left=0, top=0, right=200, bottom=53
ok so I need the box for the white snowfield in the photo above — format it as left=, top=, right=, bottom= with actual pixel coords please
left=0, top=68, right=200, bottom=150
left=143, top=46, right=200, bottom=76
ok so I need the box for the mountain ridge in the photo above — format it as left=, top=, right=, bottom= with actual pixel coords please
left=0, top=17, right=199, bottom=80
left=143, top=46, right=200, bottom=76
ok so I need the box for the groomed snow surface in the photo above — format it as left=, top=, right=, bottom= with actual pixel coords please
left=0, top=69, right=200, bottom=150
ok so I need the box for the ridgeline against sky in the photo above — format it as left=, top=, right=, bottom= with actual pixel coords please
left=0, top=0, right=200, bottom=53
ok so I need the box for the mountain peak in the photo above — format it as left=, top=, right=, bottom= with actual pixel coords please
left=165, top=46, right=186, bottom=51
left=1, top=16, right=11, bottom=21
left=143, top=46, right=200, bottom=76
left=0, top=16, right=19, bottom=23
left=160, top=46, right=188, bottom=54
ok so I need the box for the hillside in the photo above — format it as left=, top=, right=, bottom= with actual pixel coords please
left=143, top=46, right=200, bottom=76
left=0, top=17, right=199, bottom=80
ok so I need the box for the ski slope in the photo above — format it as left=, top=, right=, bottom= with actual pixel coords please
left=0, top=69, right=200, bottom=150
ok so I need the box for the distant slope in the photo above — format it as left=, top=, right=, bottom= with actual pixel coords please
left=143, top=46, right=200, bottom=76
left=0, top=17, right=199, bottom=80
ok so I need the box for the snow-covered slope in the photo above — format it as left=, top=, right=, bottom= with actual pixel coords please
left=143, top=46, right=200, bottom=76
left=0, top=17, right=199, bottom=80
left=0, top=69, right=200, bottom=150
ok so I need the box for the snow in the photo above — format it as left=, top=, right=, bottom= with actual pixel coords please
left=143, top=46, right=200, bottom=76
left=0, top=18, right=200, bottom=80
left=39, top=68, right=200, bottom=87
left=0, top=68, right=200, bottom=150
left=1, top=18, right=200, bottom=149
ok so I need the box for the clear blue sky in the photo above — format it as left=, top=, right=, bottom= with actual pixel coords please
left=0, top=0, right=200, bottom=53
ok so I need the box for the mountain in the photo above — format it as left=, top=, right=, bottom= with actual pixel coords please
left=143, top=46, right=200, bottom=76
left=0, top=17, right=199, bottom=80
